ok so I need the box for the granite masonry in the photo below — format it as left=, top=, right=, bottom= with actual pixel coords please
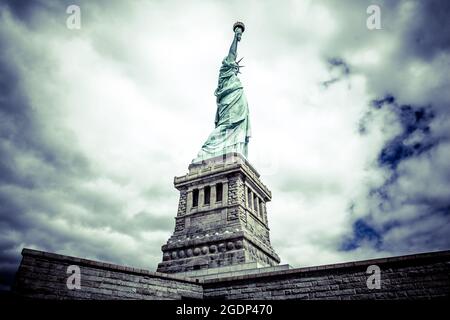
left=157, top=153, right=280, bottom=274
left=13, top=248, right=203, bottom=300
left=12, top=248, right=450, bottom=299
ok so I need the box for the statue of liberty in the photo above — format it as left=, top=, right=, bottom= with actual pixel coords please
left=192, top=22, right=251, bottom=163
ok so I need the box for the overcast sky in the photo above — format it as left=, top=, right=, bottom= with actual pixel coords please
left=1, top=0, right=449, bottom=290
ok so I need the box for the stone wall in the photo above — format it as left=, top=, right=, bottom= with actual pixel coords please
left=12, top=248, right=203, bottom=300
left=176, top=188, right=187, bottom=216
left=12, top=248, right=450, bottom=300
left=203, top=250, right=450, bottom=300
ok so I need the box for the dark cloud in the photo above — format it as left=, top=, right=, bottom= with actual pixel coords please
left=375, top=99, right=436, bottom=169
left=1, top=0, right=50, bottom=22
left=344, top=80, right=450, bottom=251
left=401, top=0, right=450, bottom=61
left=321, top=57, right=351, bottom=88
left=0, top=1, right=140, bottom=290
left=0, top=0, right=70, bottom=30
left=321, top=1, right=450, bottom=255
left=341, top=218, right=383, bottom=251
left=345, top=94, right=450, bottom=252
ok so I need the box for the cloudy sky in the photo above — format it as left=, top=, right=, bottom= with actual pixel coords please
left=1, top=0, right=449, bottom=290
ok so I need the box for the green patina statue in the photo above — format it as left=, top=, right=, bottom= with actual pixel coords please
left=192, top=22, right=251, bottom=163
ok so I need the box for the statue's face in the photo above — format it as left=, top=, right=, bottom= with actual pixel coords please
left=235, top=27, right=243, bottom=41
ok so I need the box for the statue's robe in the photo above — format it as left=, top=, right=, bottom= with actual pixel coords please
left=193, top=55, right=251, bottom=163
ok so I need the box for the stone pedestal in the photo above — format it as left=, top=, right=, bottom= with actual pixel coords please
left=157, top=153, right=280, bottom=273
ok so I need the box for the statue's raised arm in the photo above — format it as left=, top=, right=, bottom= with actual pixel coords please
left=228, top=22, right=245, bottom=61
